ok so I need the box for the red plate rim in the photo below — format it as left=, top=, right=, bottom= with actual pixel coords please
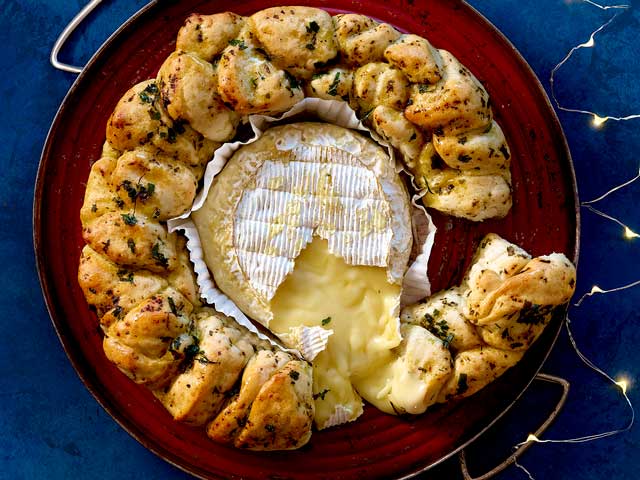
left=33, top=1, right=580, bottom=478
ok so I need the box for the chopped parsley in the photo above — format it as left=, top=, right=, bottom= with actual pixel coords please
left=442, top=333, right=455, bottom=349
left=422, top=176, right=434, bottom=194
left=117, top=269, right=134, bottom=283
left=306, top=21, right=320, bottom=33
left=313, top=389, right=330, bottom=400
left=423, top=310, right=455, bottom=348
left=138, top=83, right=159, bottom=104
left=185, top=344, right=200, bottom=358
left=517, top=302, right=552, bottom=325
left=458, top=153, right=472, bottom=163
left=137, top=182, right=155, bottom=202
left=152, top=243, right=169, bottom=268
left=327, top=72, right=341, bottom=96
left=121, top=180, right=138, bottom=200
left=167, top=296, right=179, bottom=316
left=321, top=316, right=332, bottom=326
left=121, top=213, right=137, bottom=226
left=144, top=83, right=159, bottom=95
left=139, top=91, right=153, bottom=104
left=285, top=71, right=300, bottom=90
left=289, top=370, right=300, bottom=381
left=228, top=38, right=247, bottom=50
left=305, top=21, right=320, bottom=50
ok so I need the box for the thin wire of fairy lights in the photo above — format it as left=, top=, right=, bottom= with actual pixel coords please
left=509, top=1, right=638, bottom=477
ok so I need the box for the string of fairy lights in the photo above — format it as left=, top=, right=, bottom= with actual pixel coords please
left=510, top=0, right=638, bottom=478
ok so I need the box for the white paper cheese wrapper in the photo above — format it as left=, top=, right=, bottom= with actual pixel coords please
left=168, top=98, right=436, bottom=357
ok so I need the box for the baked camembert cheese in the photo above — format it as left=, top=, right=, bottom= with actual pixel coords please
left=193, top=122, right=413, bottom=428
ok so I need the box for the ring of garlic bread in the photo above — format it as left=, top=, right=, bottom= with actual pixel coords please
left=77, top=6, right=575, bottom=451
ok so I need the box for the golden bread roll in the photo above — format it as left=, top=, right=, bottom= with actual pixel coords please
left=176, top=12, right=246, bottom=62
left=250, top=7, right=338, bottom=79
left=157, top=51, right=239, bottom=142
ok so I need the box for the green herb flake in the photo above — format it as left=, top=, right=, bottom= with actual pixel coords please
left=306, top=21, right=320, bottom=33
left=458, top=153, right=472, bottom=163
left=517, top=302, right=552, bottom=325
left=144, top=83, right=159, bottom=95
left=122, top=180, right=137, bottom=200
left=442, top=333, right=455, bottom=349
left=265, top=424, right=275, bottom=433
left=285, top=71, right=300, bottom=90
left=422, top=176, right=434, bottom=194
left=138, top=91, right=153, bottom=104
left=289, top=370, right=300, bottom=381
left=152, top=243, right=169, bottom=268
left=117, top=269, right=134, bottom=283
left=229, top=38, right=247, bottom=50
left=167, top=297, right=179, bottom=316
left=321, top=316, right=332, bottom=326
left=149, top=109, right=161, bottom=121
left=137, top=183, right=155, bottom=202
left=184, top=342, right=200, bottom=358
left=313, top=388, right=330, bottom=400
left=121, top=213, right=137, bottom=226
left=327, top=72, right=341, bottom=96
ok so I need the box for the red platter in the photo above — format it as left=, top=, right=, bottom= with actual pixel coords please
left=34, top=1, right=579, bottom=478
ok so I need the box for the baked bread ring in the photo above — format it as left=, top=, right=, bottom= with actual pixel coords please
left=77, top=7, right=575, bottom=451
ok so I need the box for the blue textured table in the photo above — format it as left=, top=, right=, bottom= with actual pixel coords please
left=2, top=1, right=638, bottom=478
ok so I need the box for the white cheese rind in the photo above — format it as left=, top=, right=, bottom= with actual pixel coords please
left=168, top=99, right=436, bottom=357
left=194, top=122, right=413, bottom=327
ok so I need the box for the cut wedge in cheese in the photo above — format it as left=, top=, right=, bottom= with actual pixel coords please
left=270, top=236, right=402, bottom=428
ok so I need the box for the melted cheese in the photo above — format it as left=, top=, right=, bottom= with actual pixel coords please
left=270, top=236, right=402, bottom=429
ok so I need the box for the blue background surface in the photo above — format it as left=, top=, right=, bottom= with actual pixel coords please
left=1, top=0, right=638, bottom=478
